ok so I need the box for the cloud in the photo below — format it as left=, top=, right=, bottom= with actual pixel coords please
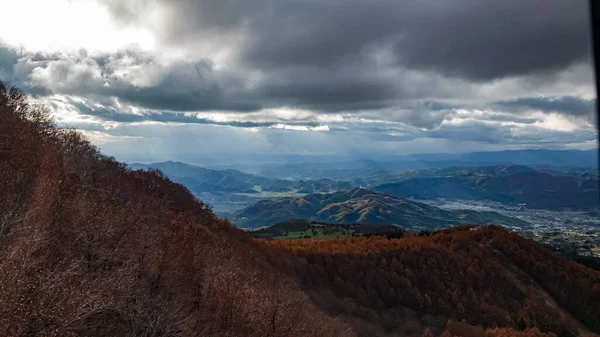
left=11, top=50, right=261, bottom=112
left=91, top=0, right=595, bottom=113
left=100, top=0, right=591, bottom=80
left=494, top=96, right=596, bottom=118
left=0, top=45, right=19, bottom=79
left=0, top=0, right=596, bottom=162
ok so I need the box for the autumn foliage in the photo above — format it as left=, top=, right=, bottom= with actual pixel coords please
left=260, top=226, right=600, bottom=337
left=0, top=81, right=351, bottom=337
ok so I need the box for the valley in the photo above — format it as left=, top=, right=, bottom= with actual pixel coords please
left=420, top=199, right=600, bottom=258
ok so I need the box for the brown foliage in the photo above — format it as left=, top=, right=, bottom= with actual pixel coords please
left=0, top=81, right=352, bottom=337
left=258, top=225, right=600, bottom=336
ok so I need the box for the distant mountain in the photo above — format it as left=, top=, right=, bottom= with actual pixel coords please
left=456, top=149, right=598, bottom=167
left=255, top=149, right=598, bottom=180
left=130, top=161, right=352, bottom=194
left=353, top=164, right=541, bottom=187
left=375, top=170, right=600, bottom=210
left=538, top=166, right=599, bottom=180
left=232, top=188, right=530, bottom=229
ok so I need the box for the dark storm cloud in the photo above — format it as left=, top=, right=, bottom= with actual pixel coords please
left=254, top=66, right=401, bottom=111
left=0, top=45, right=53, bottom=96
left=390, top=1, right=591, bottom=80
left=99, top=56, right=261, bottom=112
left=0, top=45, right=18, bottom=79
left=115, top=81, right=260, bottom=112
left=124, top=0, right=590, bottom=80
left=494, top=96, right=596, bottom=118
left=423, top=122, right=596, bottom=145
left=69, top=101, right=321, bottom=129
left=12, top=51, right=263, bottom=112
left=96, top=0, right=592, bottom=114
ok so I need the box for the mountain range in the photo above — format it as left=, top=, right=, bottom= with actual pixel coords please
left=167, top=149, right=598, bottom=170
left=130, top=161, right=353, bottom=194
left=255, top=149, right=598, bottom=179
left=374, top=170, right=599, bottom=210
left=232, top=188, right=530, bottom=229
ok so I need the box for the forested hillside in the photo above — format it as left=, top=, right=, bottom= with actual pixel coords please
left=260, top=226, right=600, bottom=337
left=2, top=81, right=600, bottom=337
left=0, top=82, right=349, bottom=337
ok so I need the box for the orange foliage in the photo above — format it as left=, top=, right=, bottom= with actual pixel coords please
left=259, top=225, right=600, bottom=336
left=0, top=81, right=352, bottom=337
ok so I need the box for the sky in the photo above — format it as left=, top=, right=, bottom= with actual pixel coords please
left=0, top=0, right=597, bottom=164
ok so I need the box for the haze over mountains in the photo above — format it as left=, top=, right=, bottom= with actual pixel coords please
left=129, top=161, right=353, bottom=194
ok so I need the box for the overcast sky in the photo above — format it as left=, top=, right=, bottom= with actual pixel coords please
left=0, top=0, right=597, bottom=164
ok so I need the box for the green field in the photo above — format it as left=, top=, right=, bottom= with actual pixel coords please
left=248, top=219, right=404, bottom=240
left=274, top=226, right=354, bottom=240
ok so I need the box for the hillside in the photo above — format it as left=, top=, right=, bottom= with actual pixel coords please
left=232, top=188, right=530, bottom=229
left=375, top=171, right=599, bottom=210
left=260, top=225, right=600, bottom=337
left=0, top=82, right=349, bottom=337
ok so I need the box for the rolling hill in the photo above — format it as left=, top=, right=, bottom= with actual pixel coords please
left=260, top=225, right=600, bottom=336
left=232, top=188, right=530, bottom=229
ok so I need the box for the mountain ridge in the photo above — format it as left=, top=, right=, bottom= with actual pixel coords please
left=130, top=161, right=353, bottom=194
left=375, top=171, right=599, bottom=210
left=232, top=188, right=530, bottom=229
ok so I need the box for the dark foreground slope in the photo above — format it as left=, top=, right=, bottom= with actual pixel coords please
left=260, top=225, right=600, bottom=337
left=0, top=82, right=350, bottom=337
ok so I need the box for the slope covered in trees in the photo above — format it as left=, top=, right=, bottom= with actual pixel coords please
left=260, top=226, right=600, bottom=337
left=0, top=81, right=350, bottom=337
